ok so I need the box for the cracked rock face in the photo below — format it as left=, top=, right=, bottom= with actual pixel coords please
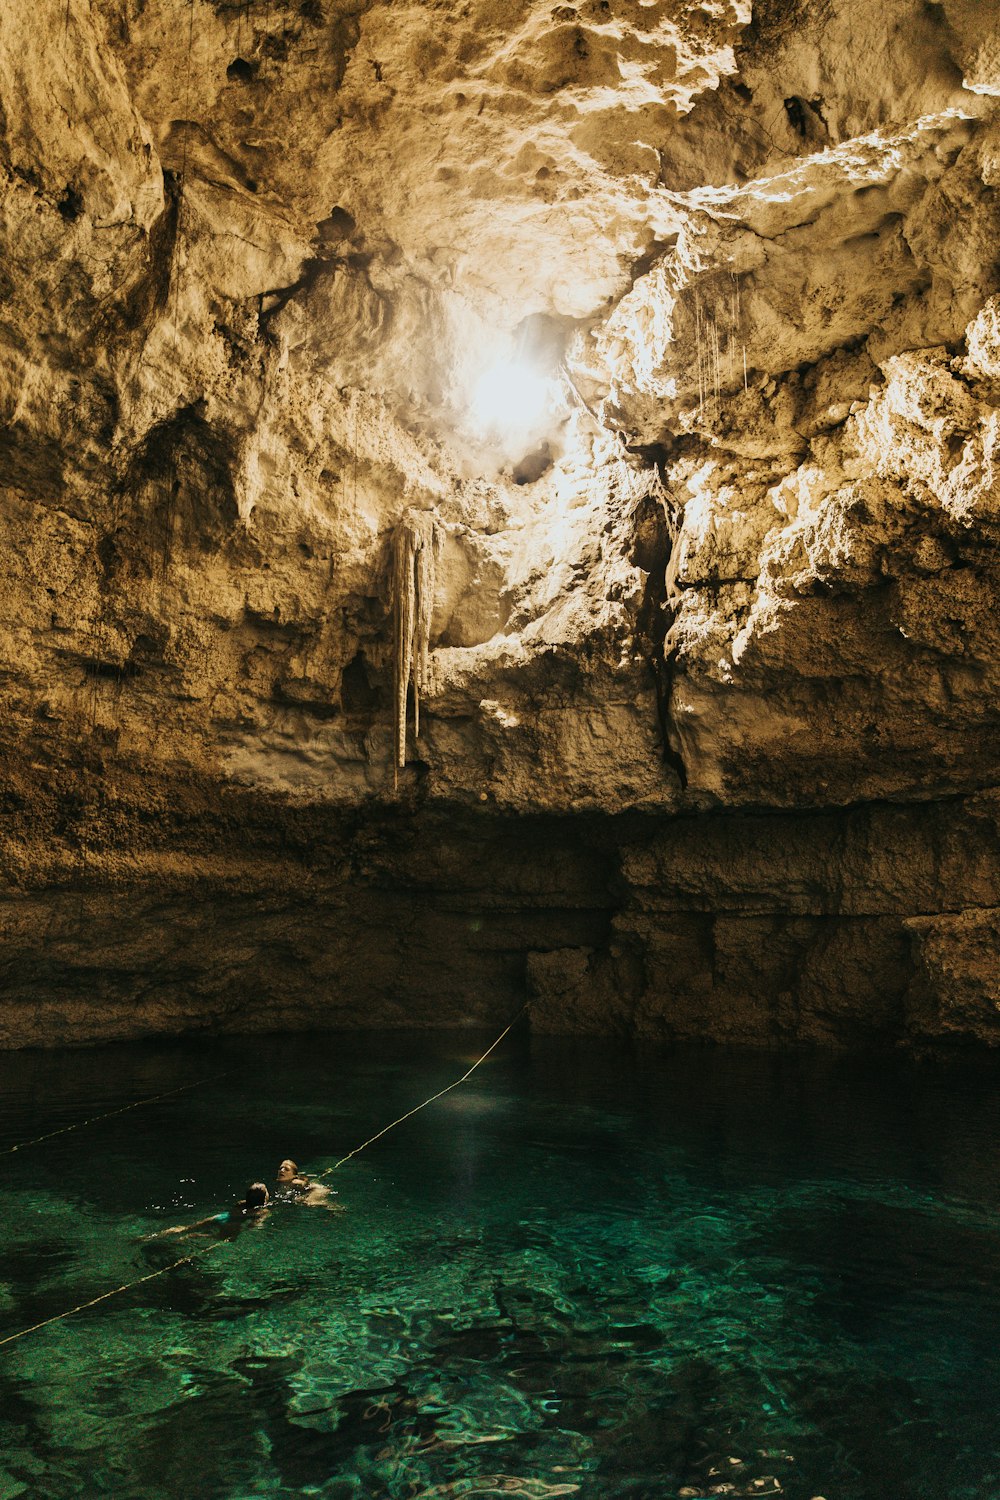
left=2, top=0, right=1000, bottom=1047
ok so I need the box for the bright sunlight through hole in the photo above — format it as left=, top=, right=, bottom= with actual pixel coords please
left=470, top=358, right=555, bottom=440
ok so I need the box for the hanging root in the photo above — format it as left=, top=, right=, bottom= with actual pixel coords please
left=391, top=510, right=442, bottom=788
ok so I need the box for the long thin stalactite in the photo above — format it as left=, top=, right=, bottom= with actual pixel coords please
left=391, top=510, right=441, bottom=788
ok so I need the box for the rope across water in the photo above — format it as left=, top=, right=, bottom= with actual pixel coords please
left=1, top=1074, right=230, bottom=1157
left=319, top=1002, right=529, bottom=1175
left=0, top=1244, right=226, bottom=1351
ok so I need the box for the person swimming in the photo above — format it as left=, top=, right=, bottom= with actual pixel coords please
left=156, top=1182, right=272, bottom=1240
left=275, top=1159, right=335, bottom=1207
left=150, top=1163, right=336, bottom=1250
left=237, top=1182, right=271, bottom=1218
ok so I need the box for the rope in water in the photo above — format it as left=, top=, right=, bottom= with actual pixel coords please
left=0, top=1074, right=230, bottom=1157
left=0, top=1243, right=226, bottom=1351
left=0, top=1006, right=529, bottom=1350
left=318, top=1002, right=529, bottom=1175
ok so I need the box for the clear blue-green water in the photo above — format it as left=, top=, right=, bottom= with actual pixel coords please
left=1, top=1031, right=999, bottom=1500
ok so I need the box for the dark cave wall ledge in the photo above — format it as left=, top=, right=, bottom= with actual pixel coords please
left=1, top=773, right=997, bottom=1051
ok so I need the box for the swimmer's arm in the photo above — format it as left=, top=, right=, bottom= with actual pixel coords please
left=149, top=1212, right=228, bottom=1238
left=304, top=1185, right=343, bottom=1210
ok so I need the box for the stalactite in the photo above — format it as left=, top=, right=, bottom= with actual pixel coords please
left=391, top=509, right=442, bottom=787
left=391, top=523, right=418, bottom=782
left=729, top=277, right=738, bottom=384
left=734, top=274, right=749, bottom=392
left=710, top=316, right=720, bottom=406
left=694, top=293, right=705, bottom=415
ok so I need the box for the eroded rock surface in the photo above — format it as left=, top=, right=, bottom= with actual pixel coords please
left=1, top=0, right=999, bottom=1046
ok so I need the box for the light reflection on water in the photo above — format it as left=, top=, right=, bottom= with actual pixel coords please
left=0, top=1031, right=998, bottom=1499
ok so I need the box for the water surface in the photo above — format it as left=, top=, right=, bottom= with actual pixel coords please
left=0, top=1031, right=998, bottom=1499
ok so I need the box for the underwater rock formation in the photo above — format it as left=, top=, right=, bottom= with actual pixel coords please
left=1, top=0, right=999, bottom=1046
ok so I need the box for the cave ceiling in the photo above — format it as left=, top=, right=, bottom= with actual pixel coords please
left=2, top=0, right=1000, bottom=819
left=3, top=0, right=1000, bottom=1048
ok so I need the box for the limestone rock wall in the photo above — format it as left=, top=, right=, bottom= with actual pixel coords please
left=1, top=776, right=996, bottom=1049
left=1, top=0, right=999, bottom=1046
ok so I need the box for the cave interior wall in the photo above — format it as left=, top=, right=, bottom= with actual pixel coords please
left=1, top=0, right=999, bottom=1046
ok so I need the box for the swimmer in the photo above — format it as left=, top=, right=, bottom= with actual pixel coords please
left=275, top=1158, right=336, bottom=1207
left=235, top=1182, right=272, bottom=1221
left=156, top=1182, right=272, bottom=1239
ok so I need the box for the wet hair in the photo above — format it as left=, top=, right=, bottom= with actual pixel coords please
left=278, top=1159, right=298, bottom=1176
left=244, top=1182, right=270, bottom=1212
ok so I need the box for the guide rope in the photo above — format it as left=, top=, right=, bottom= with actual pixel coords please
left=0, top=1244, right=226, bottom=1352
left=0, top=1074, right=230, bottom=1157
left=0, top=1005, right=529, bottom=1350
left=317, top=1001, right=530, bottom=1176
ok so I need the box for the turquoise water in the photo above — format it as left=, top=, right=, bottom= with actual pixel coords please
left=0, top=1031, right=999, bottom=1500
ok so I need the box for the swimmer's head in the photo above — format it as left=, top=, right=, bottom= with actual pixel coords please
left=244, top=1182, right=270, bottom=1212
left=276, top=1159, right=298, bottom=1182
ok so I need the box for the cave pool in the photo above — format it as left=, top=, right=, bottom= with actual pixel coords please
left=1, top=1030, right=998, bottom=1500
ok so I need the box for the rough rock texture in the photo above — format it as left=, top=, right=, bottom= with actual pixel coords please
left=1, top=0, right=1000, bottom=1047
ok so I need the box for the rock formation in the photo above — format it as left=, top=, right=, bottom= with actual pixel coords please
left=1, top=0, right=999, bottom=1047
left=391, top=509, right=442, bottom=783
